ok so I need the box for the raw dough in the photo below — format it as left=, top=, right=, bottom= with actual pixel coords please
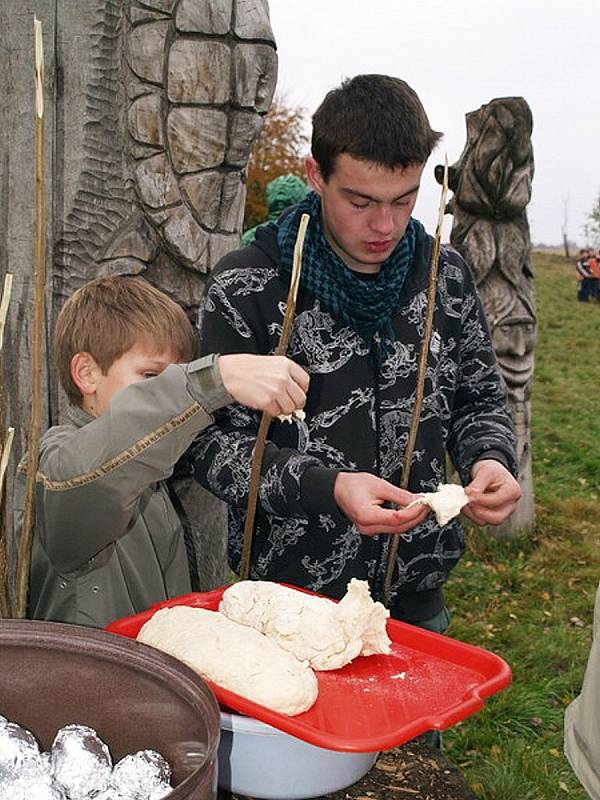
left=219, top=578, right=391, bottom=671
left=277, top=409, right=306, bottom=423
left=406, top=483, right=469, bottom=526
left=137, top=606, right=318, bottom=716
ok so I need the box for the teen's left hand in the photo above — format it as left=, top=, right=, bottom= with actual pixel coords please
left=462, top=459, right=521, bottom=526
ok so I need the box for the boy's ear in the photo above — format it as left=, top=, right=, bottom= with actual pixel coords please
left=70, top=352, right=99, bottom=397
left=305, top=157, right=324, bottom=195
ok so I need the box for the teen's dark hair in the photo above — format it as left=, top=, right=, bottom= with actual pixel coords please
left=311, top=74, right=443, bottom=180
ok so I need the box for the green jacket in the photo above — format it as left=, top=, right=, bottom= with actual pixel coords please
left=18, top=354, right=231, bottom=629
left=564, top=582, right=600, bottom=799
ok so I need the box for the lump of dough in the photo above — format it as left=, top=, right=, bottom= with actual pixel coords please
left=407, top=483, right=469, bottom=526
left=277, top=409, right=306, bottom=423
left=219, top=578, right=391, bottom=671
left=338, top=579, right=391, bottom=658
left=137, top=606, right=317, bottom=716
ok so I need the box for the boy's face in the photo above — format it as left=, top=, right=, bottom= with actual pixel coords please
left=89, top=344, right=178, bottom=417
left=305, top=153, right=425, bottom=274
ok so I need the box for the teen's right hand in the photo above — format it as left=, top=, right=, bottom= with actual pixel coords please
left=333, top=472, right=430, bottom=535
left=218, top=354, right=309, bottom=417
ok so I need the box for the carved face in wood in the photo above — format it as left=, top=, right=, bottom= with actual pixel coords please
left=480, top=281, right=536, bottom=400
left=491, top=306, right=536, bottom=395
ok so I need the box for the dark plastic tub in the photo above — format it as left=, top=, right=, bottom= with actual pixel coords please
left=0, top=619, right=220, bottom=799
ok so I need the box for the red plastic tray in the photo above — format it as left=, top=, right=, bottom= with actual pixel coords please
left=106, top=586, right=511, bottom=753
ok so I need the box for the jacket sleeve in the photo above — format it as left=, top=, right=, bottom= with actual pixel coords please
left=576, top=258, right=592, bottom=278
left=36, top=355, right=232, bottom=572
left=445, top=256, right=519, bottom=483
left=190, top=267, right=343, bottom=521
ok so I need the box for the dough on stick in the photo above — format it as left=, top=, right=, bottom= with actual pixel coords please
left=137, top=606, right=318, bottom=716
left=277, top=409, right=306, bottom=423
left=406, top=483, right=469, bottom=526
left=219, top=578, right=391, bottom=671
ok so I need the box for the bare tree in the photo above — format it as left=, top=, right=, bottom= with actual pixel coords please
left=562, top=195, right=570, bottom=258
left=584, top=191, right=600, bottom=248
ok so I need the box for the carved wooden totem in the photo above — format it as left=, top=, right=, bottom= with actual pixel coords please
left=436, top=97, right=536, bottom=536
left=1, top=0, right=277, bottom=589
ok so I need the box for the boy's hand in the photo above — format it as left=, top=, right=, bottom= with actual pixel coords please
left=462, top=459, right=522, bottom=526
left=218, top=354, right=309, bottom=417
left=333, top=472, right=430, bottom=535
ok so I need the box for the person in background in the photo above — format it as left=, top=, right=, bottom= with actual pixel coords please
left=242, top=174, right=310, bottom=246
left=17, top=276, right=309, bottom=628
left=564, top=581, right=600, bottom=799
left=576, top=248, right=594, bottom=302
left=587, top=249, right=600, bottom=301
left=190, top=74, right=520, bottom=637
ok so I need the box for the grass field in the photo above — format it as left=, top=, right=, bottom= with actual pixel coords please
left=443, top=252, right=600, bottom=799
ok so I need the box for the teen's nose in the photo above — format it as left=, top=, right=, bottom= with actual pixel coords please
left=369, top=204, right=394, bottom=236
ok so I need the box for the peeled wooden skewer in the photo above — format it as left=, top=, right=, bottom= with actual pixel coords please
left=0, top=273, right=14, bottom=618
left=0, top=429, right=14, bottom=505
left=239, top=213, right=310, bottom=581
left=0, top=428, right=15, bottom=496
left=15, top=17, right=47, bottom=618
left=0, top=273, right=13, bottom=353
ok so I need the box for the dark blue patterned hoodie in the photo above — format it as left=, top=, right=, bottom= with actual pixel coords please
left=190, top=223, right=517, bottom=622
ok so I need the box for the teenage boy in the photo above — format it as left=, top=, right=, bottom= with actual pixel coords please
left=190, top=75, right=521, bottom=632
left=17, top=276, right=308, bottom=628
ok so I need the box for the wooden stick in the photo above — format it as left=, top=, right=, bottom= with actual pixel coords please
left=239, top=213, right=310, bottom=581
left=382, top=159, right=449, bottom=608
left=0, top=429, right=15, bottom=503
left=0, top=273, right=14, bottom=616
left=0, top=275, right=14, bottom=495
left=0, top=426, right=16, bottom=614
left=15, top=17, right=46, bottom=618
left=275, top=213, right=309, bottom=356
left=0, top=424, right=15, bottom=618
left=0, top=274, right=13, bottom=353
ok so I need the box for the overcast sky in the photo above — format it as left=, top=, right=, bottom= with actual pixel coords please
left=267, top=0, right=598, bottom=248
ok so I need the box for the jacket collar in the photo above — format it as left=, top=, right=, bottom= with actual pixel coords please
left=67, top=404, right=94, bottom=428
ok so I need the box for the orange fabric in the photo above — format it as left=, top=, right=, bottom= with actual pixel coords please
left=589, top=257, right=600, bottom=278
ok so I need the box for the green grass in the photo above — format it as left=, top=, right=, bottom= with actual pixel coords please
left=443, top=252, right=600, bottom=800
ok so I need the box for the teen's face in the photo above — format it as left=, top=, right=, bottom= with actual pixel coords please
left=92, top=344, right=177, bottom=417
left=305, top=153, right=425, bottom=273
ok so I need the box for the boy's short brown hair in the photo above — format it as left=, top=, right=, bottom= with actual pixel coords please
left=54, top=276, right=197, bottom=405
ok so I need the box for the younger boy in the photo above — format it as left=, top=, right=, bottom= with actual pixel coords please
left=17, top=276, right=308, bottom=628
